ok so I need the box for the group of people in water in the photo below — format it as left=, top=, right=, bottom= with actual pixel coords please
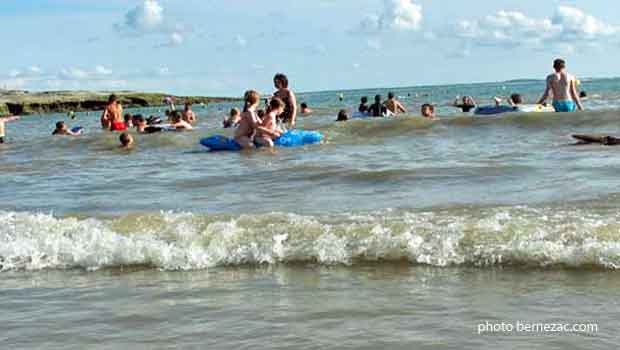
left=0, top=59, right=588, bottom=149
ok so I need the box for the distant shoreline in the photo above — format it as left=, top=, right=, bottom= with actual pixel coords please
left=0, top=90, right=240, bottom=116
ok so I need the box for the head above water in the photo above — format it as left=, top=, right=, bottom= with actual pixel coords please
left=421, top=104, right=435, bottom=118
left=243, top=90, right=261, bottom=111
left=230, top=107, right=240, bottom=117
left=124, top=113, right=133, bottom=123
left=337, top=109, right=349, bottom=122
left=374, top=95, right=382, bottom=103
left=55, top=121, right=66, bottom=130
left=267, top=97, right=285, bottom=114
left=361, top=96, right=368, bottom=104
left=108, top=94, right=118, bottom=104
left=274, top=73, right=289, bottom=89
left=119, top=132, right=133, bottom=147
left=300, top=102, right=308, bottom=109
left=510, top=94, right=523, bottom=105
left=553, top=58, right=566, bottom=72
left=388, top=92, right=395, bottom=99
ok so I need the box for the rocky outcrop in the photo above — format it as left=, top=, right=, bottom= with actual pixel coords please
left=0, top=90, right=238, bottom=116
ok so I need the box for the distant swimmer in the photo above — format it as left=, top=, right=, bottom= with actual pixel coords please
left=255, top=98, right=285, bottom=148
left=234, top=90, right=261, bottom=149
left=0, top=115, right=19, bottom=144
left=183, top=102, right=197, bottom=124
left=368, top=95, right=388, bottom=117
left=223, top=108, right=241, bottom=129
left=494, top=94, right=523, bottom=109
left=52, top=121, right=81, bottom=136
left=300, top=102, right=313, bottom=115
left=537, top=58, right=583, bottom=112
left=453, top=96, right=477, bottom=112
left=336, top=109, right=349, bottom=122
left=119, top=133, right=134, bottom=150
left=384, top=92, right=407, bottom=115
left=579, top=91, right=588, bottom=101
left=358, top=96, right=369, bottom=113
left=421, top=104, right=439, bottom=120
left=572, top=134, right=620, bottom=146
left=101, top=94, right=126, bottom=131
left=273, top=73, right=298, bottom=128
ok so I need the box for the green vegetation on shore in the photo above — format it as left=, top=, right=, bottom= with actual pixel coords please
left=0, top=90, right=239, bottom=116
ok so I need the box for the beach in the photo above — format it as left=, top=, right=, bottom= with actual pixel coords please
left=2, top=78, right=620, bottom=348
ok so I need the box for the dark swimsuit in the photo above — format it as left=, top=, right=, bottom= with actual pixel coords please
left=368, top=103, right=386, bottom=117
left=277, top=91, right=294, bottom=124
left=0, top=137, right=4, bottom=144
left=456, top=104, right=476, bottom=112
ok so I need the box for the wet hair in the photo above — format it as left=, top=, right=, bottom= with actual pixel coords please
left=421, top=104, right=435, bottom=114
left=119, top=133, right=132, bottom=146
left=55, top=121, right=65, bottom=129
left=266, top=97, right=285, bottom=114
left=553, top=58, right=566, bottom=71
left=374, top=94, right=382, bottom=103
left=230, top=107, right=240, bottom=117
left=172, top=111, right=183, bottom=122
left=388, top=92, right=395, bottom=99
left=510, top=94, right=523, bottom=105
left=579, top=91, right=587, bottom=98
left=124, top=113, right=133, bottom=123
left=337, top=109, right=349, bottom=122
left=361, top=96, right=368, bottom=104
left=257, top=109, right=266, bottom=118
left=136, top=115, right=146, bottom=123
left=243, top=90, right=261, bottom=112
left=108, top=94, right=118, bottom=103
left=301, top=102, right=308, bottom=109
left=274, top=73, right=289, bottom=88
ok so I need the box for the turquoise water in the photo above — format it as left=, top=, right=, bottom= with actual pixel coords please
left=2, top=78, right=620, bottom=348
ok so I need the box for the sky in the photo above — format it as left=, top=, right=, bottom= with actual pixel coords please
left=0, top=0, right=619, bottom=96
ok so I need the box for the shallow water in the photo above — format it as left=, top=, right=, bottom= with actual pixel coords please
left=2, top=78, right=620, bottom=348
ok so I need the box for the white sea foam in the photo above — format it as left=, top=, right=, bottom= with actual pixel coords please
left=2, top=207, right=620, bottom=271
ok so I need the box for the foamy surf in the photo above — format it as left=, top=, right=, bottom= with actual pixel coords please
left=2, top=207, right=620, bottom=271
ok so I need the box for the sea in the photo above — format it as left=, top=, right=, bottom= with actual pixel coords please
left=2, top=78, right=620, bottom=349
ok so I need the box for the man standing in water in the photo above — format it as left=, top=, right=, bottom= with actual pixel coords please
left=537, top=58, right=583, bottom=112
left=384, top=92, right=407, bottom=115
left=0, top=115, right=19, bottom=144
left=101, top=94, right=125, bottom=131
left=273, top=73, right=297, bottom=129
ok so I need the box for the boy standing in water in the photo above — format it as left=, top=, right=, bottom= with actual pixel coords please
left=368, top=95, right=387, bottom=117
left=537, top=58, right=583, bottom=112
left=273, top=73, right=297, bottom=128
left=0, top=115, right=19, bottom=144
left=358, top=96, right=369, bottom=113
left=101, top=94, right=126, bottom=131
left=255, top=98, right=285, bottom=148
left=182, top=102, right=197, bottom=124
left=234, top=90, right=261, bottom=149
left=384, top=92, right=407, bottom=115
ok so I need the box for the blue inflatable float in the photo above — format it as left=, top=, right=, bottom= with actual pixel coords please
left=474, top=106, right=517, bottom=115
left=71, top=126, right=83, bottom=133
left=200, top=130, right=323, bottom=151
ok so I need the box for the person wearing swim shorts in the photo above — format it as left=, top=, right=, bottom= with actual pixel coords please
left=537, top=58, right=583, bottom=112
left=384, top=92, right=407, bottom=115
left=0, top=115, right=19, bottom=144
left=101, top=94, right=126, bottom=131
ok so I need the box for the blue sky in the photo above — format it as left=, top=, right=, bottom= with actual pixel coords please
left=1, top=0, right=619, bottom=96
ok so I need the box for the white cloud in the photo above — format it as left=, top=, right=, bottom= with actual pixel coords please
left=95, top=65, right=113, bottom=76
left=367, top=38, right=382, bottom=50
left=455, top=6, right=618, bottom=50
left=58, top=66, right=113, bottom=81
left=360, top=0, right=423, bottom=33
left=121, top=0, right=164, bottom=33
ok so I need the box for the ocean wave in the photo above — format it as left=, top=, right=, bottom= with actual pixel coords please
left=2, top=207, right=620, bottom=271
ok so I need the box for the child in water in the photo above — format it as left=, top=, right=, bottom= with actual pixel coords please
left=300, top=102, right=313, bottom=115
left=170, top=111, right=194, bottom=131
left=234, top=90, right=261, bottom=149
left=119, top=133, right=134, bottom=149
left=358, top=96, right=369, bottom=113
left=255, top=98, right=285, bottom=147
left=223, top=108, right=241, bottom=128
left=0, top=115, right=19, bottom=144
left=453, top=96, right=477, bottom=112
left=421, top=104, right=439, bottom=120
left=52, top=121, right=81, bottom=136
left=337, top=110, right=349, bottom=122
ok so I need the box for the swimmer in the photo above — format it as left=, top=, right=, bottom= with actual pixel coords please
left=0, top=115, right=19, bottom=144
left=384, top=92, right=407, bottom=115
left=182, top=102, right=197, bottom=124
left=119, top=133, right=134, bottom=149
left=255, top=98, right=285, bottom=148
left=234, top=90, right=261, bottom=149
left=101, top=94, right=125, bottom=131
left=494, top=94, right=523, bottom=109
left=358, top=96, right=369, bottom=113
left=273, top=73, right=298, bottom=128
left=579, top=91, right=588, bottom=101
left=421, top=104, right=439, bottom=120
left=300, top=103, right=313, bottom=115
left=537, top=58, right=583, bottom=112
left=368, top=95, right=387, bottom=117
left=453, top=96, right=477, bottom=112
left=223, top=108, right=241, bottom=128
left=337, top=110, right=349, bottom=122
left=170, top=111, right=194, bottom=131
left=124, top=113, right=133, bottom=128
left=52, top=121, right=81, bottom=136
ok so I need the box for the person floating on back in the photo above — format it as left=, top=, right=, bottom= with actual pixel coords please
left=223, top=108, right=241, bottom=128
left=0, top=115, right=19, bottom=144
left=101, top=94, right=126, bottom=131
left=52, top=121, right=81, bottom=136
left=384, top=92, right=407, bottom=115
left=300, top=103, right=313, bottom=115
left=537, top=58, right=583, bottom=112
left=234, top=90, right=261, bottom=149
left=453, top=96, right=477, bottom=112
left=255, top=98, right=285, bottom=148
left=119, top=133, right=134, bottom=149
